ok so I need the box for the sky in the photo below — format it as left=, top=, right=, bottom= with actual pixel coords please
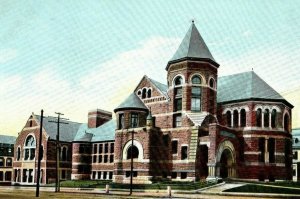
left=0, top=0, right=299, bottom=136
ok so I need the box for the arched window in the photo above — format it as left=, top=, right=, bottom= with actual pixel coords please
left=240, top=109, right=246, bottom=127
left=284, top=114, right=289, bottom=132
left=61, top=147, right=67, bottom=161
left=191, top=75, right=201, bottom=84
left=126, top=145, right=139, bottom=159
left=17, top=147, right=21, bottom=161
left=147, top=89, right=152, bottom=98
left=0, top=157, right=4, bottom=167
left=264, top=109, right=270, bottom=127
left=142, top=88, right=147, bottom=99
left=6, top=158, right=12, bottom=167
left=174, top=76, right=183, bottom=112
left=256, top=108, right=262, bottom=127
left=271, top=109, right=277, bottom=128
left=24, top=135, right=36, bottom=161
left=226, top=111, right=231, bottom=127
left=137, top=90, right=141, bottom=96
left=174, top=76, right=183, bottom=86
left=209, top=78, right=215, bottom=88
left=233, top=110, right=238, bottom=127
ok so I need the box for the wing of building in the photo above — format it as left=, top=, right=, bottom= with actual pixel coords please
left=11, top=22, right=294, bottom=185
left=0, top=135, right=16, bottom=184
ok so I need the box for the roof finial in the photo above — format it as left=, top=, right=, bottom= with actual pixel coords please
left=191, top=18, right=195, bottom=24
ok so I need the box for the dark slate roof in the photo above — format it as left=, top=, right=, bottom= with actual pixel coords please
left=217, top=71, right=293, bottom=107
left=114, top=93, right=148, bottom=112
left=148, top=77, right=168, bottom=97
left=0, top=135, right=16, bottom=144
left=35, top=115, right=82, bottom=142
left=74, top=120, right=116, bottom=142
left=167, top=22, right=218, bottom=69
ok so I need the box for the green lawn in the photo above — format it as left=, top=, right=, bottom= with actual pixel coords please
left=224, top=184, right=300, bottom=195
left=57, top=180, right=217, bottom=190
left=267, top=181, right=300, bottom=188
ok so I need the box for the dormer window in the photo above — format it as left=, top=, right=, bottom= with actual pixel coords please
left=147, top=89, right=152, bottom=98
left=142, top=88, right=147, bottom=99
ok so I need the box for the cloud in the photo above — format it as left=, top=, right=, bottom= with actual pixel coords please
left=0, top=49, right=17, bottom=64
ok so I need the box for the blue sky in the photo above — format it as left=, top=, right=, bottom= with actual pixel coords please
left=1, top=0, right=299, bottom=135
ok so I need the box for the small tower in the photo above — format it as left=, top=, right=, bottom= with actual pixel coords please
left=166, top=21, right=219, bottom=116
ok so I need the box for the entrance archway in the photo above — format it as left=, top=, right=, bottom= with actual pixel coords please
left=216, top=140, right=236, bottom=179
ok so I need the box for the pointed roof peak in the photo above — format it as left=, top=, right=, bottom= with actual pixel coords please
left=166, top=22, right=219, bottom=70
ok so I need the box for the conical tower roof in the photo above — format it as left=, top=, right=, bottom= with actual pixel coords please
left=166, top=22, right=219, bottom=70
left=114, top=93, right=148, bottom=113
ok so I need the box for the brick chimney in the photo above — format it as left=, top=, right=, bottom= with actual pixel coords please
left=88, top=109, right=112, bottom=128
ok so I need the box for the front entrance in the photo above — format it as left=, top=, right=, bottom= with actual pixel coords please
left=220, top=149, right=233, bottom=178
left=216, top=140, right=236, bottom=179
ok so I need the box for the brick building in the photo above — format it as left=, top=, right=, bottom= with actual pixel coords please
left=12, top=22, right=293, bottom=185
left=0, top=135, right=16, bottom=184
left=113, top=22, right=293, bottom=183
left=292, top=128, right=300, bottom=181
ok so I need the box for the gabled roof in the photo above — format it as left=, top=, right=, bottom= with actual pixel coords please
left=148, top=77, right=168, bottom=98
left=0, top=135, right=16, bottom=144
left=167, top=22, right=218, bottom=69
left=35, top=115, right=82, bottom=142
left=114, top=92, right=148, bottom=112
left=217, top=71, right=293, bottom=108
left=74, top=120, right=116, bottom=142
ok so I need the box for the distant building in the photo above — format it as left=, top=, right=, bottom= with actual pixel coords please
left=292, top=128, right=300, bottom=181
left=0, top=135, right=16, bottom=184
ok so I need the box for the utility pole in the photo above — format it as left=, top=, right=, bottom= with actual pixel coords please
left=49, top=112, right=69, bottom=192
left=36, top=109, right=44, bottom=197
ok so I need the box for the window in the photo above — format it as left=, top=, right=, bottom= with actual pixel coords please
left=209, top=90, right=215, bottom=113
left=264, top=109, right=270, bottom=127
left=173, top=114, right=182, bottom=127
left=93, top=155, right=97, bottom=163
left=171, top=172, right=177, bottom=179
left=209, top=78, right=214, bottom=88
left=98, top=171, right=101, bottom=179
left=181, top=146, right=188, bottom=160
left=93, top=144, right=97, bottom=154
left=271, top=109, right=277, bottom=128
left=226, top=111, right=231, bottom=127
left=163, top=134, right=169, bottom=146
left=92, top=171, right=96, bottom=179
left=98, top=155, right=102, bottom=163
left=258, top=138, right=265, bottom=162
left=6, top=158, right=12, bottom=167
left=127, top=145, right=139, bottom=159
left=285, top=139, right=292, bottom=167
left=110, top=143, right=114, bottom=153
left=191, top=87, right=201, bottom=111
left=126, top=171, right=137, bottom=178
left=99, top=144, right=103, bottom=154
left=105, top=143, right=109, bottom=153
left=191, top=75, right=201, bottom=84
left=174, top=76, right=183, bottom=86
left=17, top=147, right=21, bottom=161
left=181, top=172, right=187, bottom=179
left=240, top=109, right=246, bottom=127
left=284, top=114, right=289, bottom=132
left=104, top=155, right=108, bottom=163
left=147, top=89, right=152, bottom=98
left=174, top=76, right=183, bottom=112
left=79, top=145, right=84, bottom=153
left=109, top=172, right=113, bottom=179
left=268, top=138, right=275, bottom=163
left=137, top=90, right=141, bottom=95
left=130, top=113, right=139, bottom=128
left=172, top=140, right=178, bottom=154
left=118, top=114, right=124, bottom=129
left=256, top=108, right=262, bottom=127
left=293, top=151, right=298, bottom=160
left=24, top=135, right=36, bottom=161
left=233, top=110, right=238, bottom=127
left=61, top=147, right=67, bottom=161
left=0, top=157, right=3, bottom=167
left=110, top=155, right=114, bottom=163
left=142, top=88, right=147, bottom=99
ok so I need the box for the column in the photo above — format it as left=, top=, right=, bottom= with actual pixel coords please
left=238, top=111, right=241, bottom=127
left=265, top=139, right=269, bottom=163
left=262, top=110, right=264, bottom=128
left=269, top=112, right=272, bottom=128
left=231, top=112, right=234, bottom=127
left=206, top=163, right=217, bottom=181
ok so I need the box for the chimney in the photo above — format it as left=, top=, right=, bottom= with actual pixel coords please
left=88, top=109, right=112, bottom=128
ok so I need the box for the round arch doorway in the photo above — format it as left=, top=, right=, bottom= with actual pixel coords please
left=216, top=140, right=236, bottom=179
